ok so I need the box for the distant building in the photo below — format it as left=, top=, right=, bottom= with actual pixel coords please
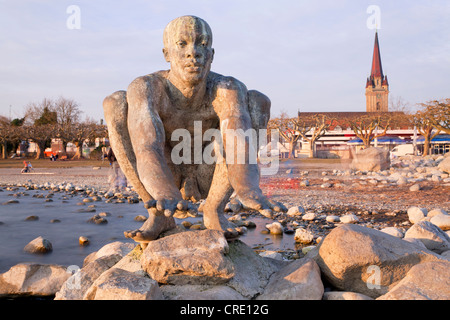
left=365, top=31, right=389, bottom=112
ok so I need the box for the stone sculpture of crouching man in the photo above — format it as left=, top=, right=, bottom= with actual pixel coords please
left=103, top=15, right=282, bottom=244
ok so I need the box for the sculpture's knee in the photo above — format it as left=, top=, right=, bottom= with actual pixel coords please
left=103, top=90, right=127, bottom=115
left=248, top=90, right=270, bottom=131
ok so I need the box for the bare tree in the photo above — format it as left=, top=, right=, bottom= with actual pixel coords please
left=294, top=113, right=335, bottom=158
left=23, top=123, right=59, bottom=159
left=54, top=97, right=83, bottom=154
left=268, top=112, right=300, bottom=158
left=69, top=117, right=104, bottom=160
left=412, top=105, right=441, bottom=156
left=343, top=112, right=391, bottom=149
left=419, top=99, right=450, bottom=135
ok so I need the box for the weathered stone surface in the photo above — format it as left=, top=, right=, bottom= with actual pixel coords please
left=438, top=156, right=450, bottom=174
left=265, top=222, right=283, bottom=235
left=286, top=206, right=305, bottom=217
left=323, top=291, right=374, bottom=300
left=23, top=236, right=52, bottom=254
left=351, top=147, right=390, bottom=172
left=83, top=241, right=135, bottom=267
left=225, top=240, right=286, bottom=299
left=380, top=227, right=404, bottom=238
left=339, top=214, right=359, bottom=224
left=161, top=284, right=246, bottom=300
left=407, top=206, right=428, bottom=224
left=54, top=254, right=122, bottom=300
left=404, top=220, right=450, bottom=254
left=0, top=263, right=70, bottom=297
left=141, top=230, right=234, bottom=285
left=294, top=228, right=314, bottom=244
left=83, top=268, right=162, bottom=300
left=256, top=258, right=323, bottom=300
left=378, top=261, right=450, bottom=300
left=308, top=224, right=442, bottom=298
left=430, top=213, right=450, bottom=231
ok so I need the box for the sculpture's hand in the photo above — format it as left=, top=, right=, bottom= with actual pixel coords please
left=144, top=199, right=197, bottom=217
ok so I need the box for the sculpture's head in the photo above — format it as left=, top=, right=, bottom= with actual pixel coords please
left=163, top=16, right=214, bottom=84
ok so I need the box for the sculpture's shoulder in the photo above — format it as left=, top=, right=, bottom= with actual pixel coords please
left=208, top=72, right=248, bottom=92
left=128, top=70, right=168, bottom=94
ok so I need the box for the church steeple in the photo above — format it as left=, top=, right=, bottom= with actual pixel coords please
left=371, top=31, right=384, bottom=79
left=365, top=31, right=389, bottom=112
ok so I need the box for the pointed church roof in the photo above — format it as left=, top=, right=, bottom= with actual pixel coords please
left=370, top=31, right=384, bottom=78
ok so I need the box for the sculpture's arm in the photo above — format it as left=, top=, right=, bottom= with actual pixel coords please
left=126, top=76, right=182, bottom=202
left=212, top=76, right=271, bottom=210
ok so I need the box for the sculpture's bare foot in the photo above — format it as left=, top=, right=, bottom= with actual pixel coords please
left=124, top=213, right=176, bottom=243
left=202, top=202, right=241, bottom=241
left=237, top=190, right=285, bottom=219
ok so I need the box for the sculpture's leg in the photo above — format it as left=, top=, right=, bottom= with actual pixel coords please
left=202, top=159, right=237, bottom=239
left=203, top=90, right=271, bottom=239
left=104, top=91, right=176, bottom=244
left=103, top=91, right=153, bottom=202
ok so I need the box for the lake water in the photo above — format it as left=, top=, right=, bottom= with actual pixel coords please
left=0, top=187, right=296, bottom=273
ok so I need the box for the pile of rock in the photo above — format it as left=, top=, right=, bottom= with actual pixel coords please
left=1, top=220, right=449, bottom=300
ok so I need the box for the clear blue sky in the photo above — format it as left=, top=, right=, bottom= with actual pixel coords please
left=1, top=0, right=449, bottom=122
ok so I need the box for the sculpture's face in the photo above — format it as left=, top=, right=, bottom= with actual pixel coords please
left=163, top=16, right=214, bottom=84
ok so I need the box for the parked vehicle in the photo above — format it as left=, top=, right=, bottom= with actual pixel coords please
left=390, top=144, right=414, bottom=157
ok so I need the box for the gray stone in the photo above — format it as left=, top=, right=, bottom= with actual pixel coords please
left=380, top=227, right=404, bottom=238
left=378, top=261, right=450, bottom=300
left=286, top=206, right=305, bottom=217
left=309, top=224, right=442, bottom=298
left=340, top=214, right=359, bottom=224
left=407, top=206, right=428, bottom=224
left=55, top=254, right=123, bottom=300
left=256, top=258, right=323, bottom=300
left=404, top=220, right=450, bottom=254
left=83, top=268, right=163, bottom=300
left=226, top=240, right=286, bottom=299
left=265, top=222, right=283, bottom=235
left=351, top=147, right=390, bottom=172
left=0, top=263, right=70, bottom=297
left=430, top=214, right=450, bottom=231
left=23, top=236, right=52, bottom=254
left=294, top=228, right=315, bottom=244
left=140, top=230, right=234, bottom=285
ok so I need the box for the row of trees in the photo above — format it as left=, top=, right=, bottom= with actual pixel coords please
left=268, top=98, right=449, bottom=158
left=0, top=97, right=107, bottom=159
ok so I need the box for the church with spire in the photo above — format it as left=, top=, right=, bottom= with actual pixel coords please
left=365, top=31, right=389, bottom=112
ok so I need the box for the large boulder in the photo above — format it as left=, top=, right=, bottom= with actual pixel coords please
left=0, top=263, right=70, bottom=297
left=55, top=242, right=135, bottom=300
left=83, top=268, right=163, bottom=300
left=256, top=258, right=323, bottom=300
left=140, top=229, right=234, bottom=285
left=308, top=224, right=442, bottom=298
left=23, top=236, right=52, bottom=254
left=438, top=156, right=450, bottom=174
left=55, top=255, right=123, bottom=300
left=351, top=147, right=390, bottom=172
left=378, top=261, right=450, bottom=300
left=404, top=221, right=450, bottom=254
left=225, top=240, right=286, bottom=299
